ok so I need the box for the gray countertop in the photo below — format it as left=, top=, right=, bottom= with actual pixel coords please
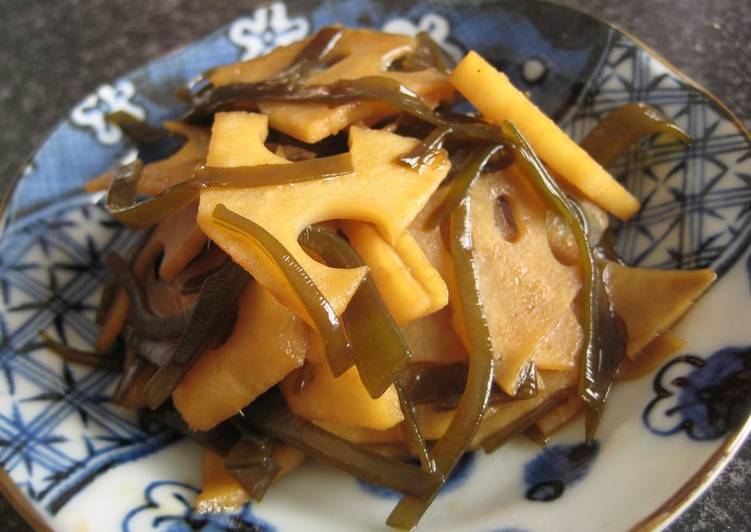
left=0, top=0, right=749, bottom=530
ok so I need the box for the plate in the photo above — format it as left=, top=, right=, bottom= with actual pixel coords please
left=1, top=1, right=750, bottom=530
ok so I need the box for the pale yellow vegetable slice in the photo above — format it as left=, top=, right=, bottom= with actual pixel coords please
left=399, top=188, right=470, bottom=365
left=604, top=262, right=716, bottom=358
left=396, top=228, right=448, bottom=314
left=198, top=112, right=450, bottom=320
left=533, top=310, right=583, bottom=371
left=340, top=221, right=448, bottom=324
left=617, top=333, right=687, bottom=380
left=196, top=450, right=249, bottom=513
left=85, top=121, right=210, bottom=195
left=265, top=30, right=452, bottom=143
left=272, top=444, right=308, bottom=482
left=210, top=39, right=307, bottom=85
left=211, top=29, right=453, bottom=143
left=533, top=394, right=584, bottom=439
left=401, top=306, right=468, bottom=365
left=449, top=51, right=640, bottom=220
left=463, top=168, right=581, bottom=394
left=414, top=370, right=575, bottom=445
left=408, top=186, right=454, bottom=281
left=154, top=201, right=208, bottom=281
left=138, top=122, right=210, bottom=195
left=280, top=362, right=404, bottom=431
left=400, top=189, right=471, bottom=368
left=339, top=221, right=430, bottom=323
left=196, top=445, right=305, bottom=513
left=313, top=421, right=404, bottom=444
left=302, top=330, right=327, bottom=365
left=173, top=281, right=308, bottom=431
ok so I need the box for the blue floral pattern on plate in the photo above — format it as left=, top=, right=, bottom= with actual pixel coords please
left=123, top=481, right=273, bottom=532
left=523, top=442, right=600, bottom=502
left=643, top=347, right=751, bottom=440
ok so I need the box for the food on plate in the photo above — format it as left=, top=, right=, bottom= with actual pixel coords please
left=49, top=25, right=715, bottom=529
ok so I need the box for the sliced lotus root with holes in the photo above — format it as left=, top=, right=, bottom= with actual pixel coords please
left=210, top=28, right=454, bottom=143
left=137, top=122, right=210, bottom=195
left=86, top=121, right=210, bottom=194
left=210, top=39, right=308, bottom=86
left=154, top=202, right=208, bottom=280
left=198, top=112, right=450, bottom=321
left=461, top=166, right=582, bottom=394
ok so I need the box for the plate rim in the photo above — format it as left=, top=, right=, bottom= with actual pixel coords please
left=0, top=1, right=749, bottom=530
left=607, top=24, right=751, bottom=532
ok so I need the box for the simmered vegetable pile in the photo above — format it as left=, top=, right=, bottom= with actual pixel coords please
left=52, top=26, right=716, bottom=529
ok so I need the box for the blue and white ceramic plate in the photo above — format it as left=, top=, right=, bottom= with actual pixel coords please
left=1, top=1, right=749, bottom=530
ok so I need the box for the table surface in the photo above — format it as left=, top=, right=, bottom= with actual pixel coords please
left=0, top=0, right=749, bottom=530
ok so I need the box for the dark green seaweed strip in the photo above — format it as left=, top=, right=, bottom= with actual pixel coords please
left=238, top=395, right=441, bottom=500
left=399, top=125, right=453, bottom=170
left=107, top=153, right=353, bottom=231
left=266, top=26, right=344, bottom=86
left=106, top=253, right=191, bottom=340
left=424, top=143, right=502, bottom=229
left=224, top=435, right=281, bottom=502
left=415, top=31, right=450, bottom=74
left=105, top=159, right=200, bottom=230
left=38, top=331, right=123, bottom=370
left=182, top=26, right=344, bottom=103
left=188, top=75, right=506, bottom=148
left=501, top=121, right=615, bottom=442
left=398, top=362, right=538, bottom=409
left=195, top=152, right=353, bottom=187
left=212, top=205, right=352, bottom=376
left=111, top=345, right=146, bottom=406
left=149, top=405, right=240, bottom=456
left=387, top=196, right=495, bottom=529
left=298, top=226, right=433, bottom=471
left=585, top=263, right=629, bottom=437
left=143, top=259, right=250, bottom=408
left=580, top=102, right=692, bottom=168
left=481, top=389, right=570, bottom=453
left=106, top=111, right=170, bottom=145
left=395, top=381, right=435, bottom=473
left=298, top=225, right=410, bottom=397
